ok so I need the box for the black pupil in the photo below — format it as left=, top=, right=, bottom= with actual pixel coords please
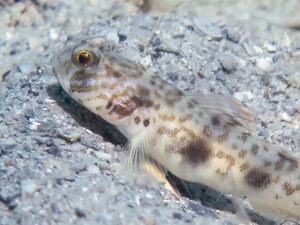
left=78, top=52, right=90, bottom=65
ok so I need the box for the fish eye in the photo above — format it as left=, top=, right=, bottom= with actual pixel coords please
left=72, top=49, right=97, bottom=68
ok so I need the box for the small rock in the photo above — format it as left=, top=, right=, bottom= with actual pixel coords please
left=219, top=53, right=237, bottom=73
left=255, top=57, right=273, bottom=72
left=104, top=142, right=116, bottom=151
left=223, top=29, right=240, bottom=43
left=17, top=62, right=35, bottom=74
left=21, top=179, right=38, bottom=196
left=263, top=41, right=277, bottom=53
left=140, top=55, right=152, bottom=67
left=281, top=99, right=296, bottom=115
left=87, top=164, right=100, bottom=174
left=92, top=151, right=112, bottom=162
left=280, top=112, right=292, bottom=122
left=253, top=45, right=263, bottom=54
left=75, top=207, right=86, bottom=218
left=193, top=18, right=223, bottom=41
left=0, top=137, right=17, bottom=152
left=24, top=108, right=34, bottom=119
left=47, top=145, right=62, bottom=157
left=172, top=212, right=182, bottom=220
left=29, top=118, right=41, bottom=130
left=49, top=28, right=59, bottom=41
left=233, top=91, right=254, bottom=101
left=56, top=127, right=81, bottom=142
left=106, top=30, right=119, bottom=44
left=215, top=71, right=226, bottom=81
left=142, top=215, right=156, bottom=225
left=293, top=134, right=300, bottom=152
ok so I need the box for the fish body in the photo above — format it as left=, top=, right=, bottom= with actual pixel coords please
left=53, top=37, right=300, bottom=220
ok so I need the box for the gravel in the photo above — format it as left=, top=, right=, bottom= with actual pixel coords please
left=0, top=1, right=299, bottom=225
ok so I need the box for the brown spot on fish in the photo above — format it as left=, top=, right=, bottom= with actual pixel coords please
left=97, top=93, right=109, bottom=100
left=144, top=100, right=153, bottom=108
left=157, top=127, right=179, bottom=137
left=203, top=126, right=212, bottom=138
left=181, top=126, right=195, bottom=138
left=106, top=99, right=113, bottom=109
left=216, top=151, right=225, bottom=158
left=166, top=98, right=175, bottom=107
left=217, top=133, right=229, bottom=143
left=240, top=133, right=250, bottom=143
left=245, top=168, right=271, bottom=190
left=240, top=162, right=250, bottom=172
left=137, top=85, right=150, bottom=96
left=215, top=151, right=235, bottom=176
left=263, top=143, right=269, bottom=152
left=130, top=96, right=143, bottom=107
left=154, top=104, right=160, bottom=111
left=150, top=79, right=156, bottom=85
left=158, top=113, right=175, bottom=121
left=110, top=96, right=143, bottom=118
left=176, top=90, right=184, bottom=96
left=143, top=119, right=150, bottom=127
left=187, top=101, right=195, bottom=108
left=238, top=150, right=247, bottom=159
left=283, top=183, right=294, bottom=196
left=178, top=114, right=192, bottom=123
left=134, top=116, right=140, bottom=124
left=282, top=183, right=300, bottom=196
left=264, top=160, right=272, bottom=167
left=157, top=127, right=164, bottom=135
left=96, top=105, right=102, bottom=111
left=251, top=144, right=259, bottom=155
left=180, top=137, right=212, bottom=166
left=158, top=83, right=165, bottom=90
left=231, top=144, right=238, bottom=150
left=105, top=64, right=123, bottom=78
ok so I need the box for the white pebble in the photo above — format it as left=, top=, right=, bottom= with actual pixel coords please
left=253, top=45, right=263, bottom=54
left=94, top=151, right=112, bottom=162
left=255, top=57, right=273, bottom=72
left=233, top=91, right=254, bottom=101
left=18, top=62, right=35, bottom=74
left=263, top=41, right=277, bottom=53
left=49, top=28, right=59, bottom=41
left=106, top=30, right=119, bottom=44
left=104, top=142, right=115, bottom=151
left=21, top=179, right=38, bottom=196
left=280, top=112, right=292, bottom=122
left=87, top=165, right=100, bottom=174
left=282, top=32, right=291, bottom=48
left=29, top=119, right=41, bottom=130
left=140, top=55, right=152, bottom=67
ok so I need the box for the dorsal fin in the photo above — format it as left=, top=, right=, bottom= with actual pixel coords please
left=189, top=93, right=256, bottom=131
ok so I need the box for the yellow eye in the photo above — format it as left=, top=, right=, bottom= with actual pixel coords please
left=72, top=49, right=97, bottom=68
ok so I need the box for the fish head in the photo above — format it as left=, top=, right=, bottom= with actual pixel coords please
left=52, top=37, right=149, bottom=125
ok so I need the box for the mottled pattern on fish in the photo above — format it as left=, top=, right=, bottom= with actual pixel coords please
left=53, top=37, right=300, bottom=220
